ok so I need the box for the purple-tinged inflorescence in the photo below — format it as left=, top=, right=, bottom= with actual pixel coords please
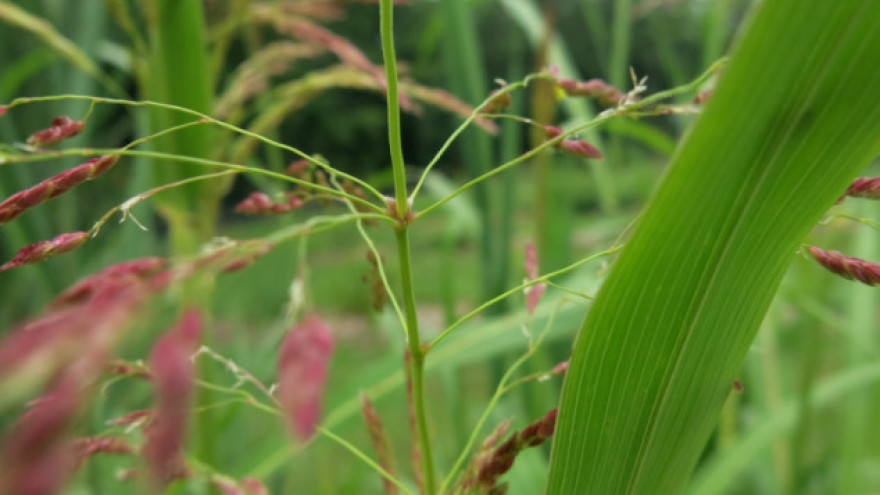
left=234, top=192, right=303, bottom=215
left=143, top=309, right=203, bottom=490
left=360, top=392, right=398, bottom=495
left=554, top=76, right=626, bottom=108
left=840, top=176, right=880, bottom=202
left=0, top=155, right=119, bottom=225
left=277, top=313, right=335, bottom=441
left=0, top=231, right=90, bottom=272
left=524, top=242, right=546, bottom=314
left=543, top=125, right=603, bottom=160
left=26, top=116, right=85, bottom=147
left=807, top=245, right=880, bottom=286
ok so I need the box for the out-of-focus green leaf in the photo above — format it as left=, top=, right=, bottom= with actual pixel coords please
left=547, top=1, right=880, bottom=493
left=0, top=2, right=125, bottom=97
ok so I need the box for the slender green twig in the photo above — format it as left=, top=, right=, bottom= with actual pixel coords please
left=408, top=74, right=551, bottom=202
left=438, top=300, right=564, bottom=493
left=318, top=426, right=415, bottom=495
left=427, top=244, right=622, bottom=351
left=416, top=60, right=726, bottom=219
left=2, top=94, right=387, bottom=203
left=0, top=147, right=383, bottom=214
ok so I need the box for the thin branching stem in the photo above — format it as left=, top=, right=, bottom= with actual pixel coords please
left=438, top=300, right=564, bottom=493
left=2, top=94, right=387, bottom=203
left=428, top=244, right=623, bottom=351
left=318, top=427, right=416, bottom=495
left=416, top=59, right=726, bottom=219
left=0, top=147, right=384, bottom=214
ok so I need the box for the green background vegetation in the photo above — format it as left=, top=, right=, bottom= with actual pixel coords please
left=1, top=0, right=879, bottom=494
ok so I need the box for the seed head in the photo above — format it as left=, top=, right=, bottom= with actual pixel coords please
left=840, top=176, right=880, bottom=202
left=360, top=392, right=398, bottom=495
left=286, top=159, right=310, bottom=177
left=0, top=155, right=119, bottom=224
left=27, top=116, right=85, bottom=147
left=1, top=231, right=89, bottom=271
left=542, top=126, right=602, bottom=160
left=234, top=192, right=303, bottom=215
left=481, top=89, right=513, bottom=114
left=277, top=314, right=335, bottom=441
left=807, top=245, right=880, bottom=286
left=144, top=309, right=203, bottom=489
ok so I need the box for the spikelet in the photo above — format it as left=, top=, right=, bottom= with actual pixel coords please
left=807, top=245, right=880, bottom=286
left=26, top=116, right=84, bottom=147
left=0, top=231, right=90, bottom=271
left=0, top=155, right=118, bottom=224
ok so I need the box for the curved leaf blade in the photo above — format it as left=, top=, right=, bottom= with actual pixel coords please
left=547, top=1, right=880, bottom=493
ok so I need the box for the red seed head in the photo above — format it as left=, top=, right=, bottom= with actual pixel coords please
left=0, top=155, right=118, bottom=225
left=277, top=314, right=335, bottom=441
left=560, top=139, right=603, bottom=159
left=524, top=243, right=546, bottom=314
left=0, top=105, right=7, bottom=117
left=27, top=116, right=85, bottom=147
left=144, top=309, right=202, bottom=489
left=0, top=231, right=89, bottom=271
left=286, top=159, right=310, bottom=177
left=481, top=89, right=513, bottom=114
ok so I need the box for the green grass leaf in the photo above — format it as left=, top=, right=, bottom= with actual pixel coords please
left=547, top=1, right=880, bottom=493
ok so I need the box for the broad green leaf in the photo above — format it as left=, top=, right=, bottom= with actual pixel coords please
left=547, top=1, right=880, bottom=493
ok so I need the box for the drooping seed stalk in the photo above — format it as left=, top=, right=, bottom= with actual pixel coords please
left=379, top=0, right=436, bottom=492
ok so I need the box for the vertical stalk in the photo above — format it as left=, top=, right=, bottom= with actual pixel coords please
left=395, top=229, right=436, bottom=493
left=379, top=0, right=408, bottom=218
left=380, top=0, right=435, bottom=491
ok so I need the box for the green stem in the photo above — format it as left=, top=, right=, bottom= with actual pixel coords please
left=379, top=0, right=407, bottom=218
left=380, top=0, right=435, bottom=490
left=395, top=228, right=435, bottom=494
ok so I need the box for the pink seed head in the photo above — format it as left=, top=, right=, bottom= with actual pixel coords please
left=0, top=155, right=119, bottom=225
left=27, top=116, right=85, bottom=147
left=560, top=139, right=603, bottom=159
left=286, top=159, right=310, bottom=177
left=144, top=309, right=202, bottom=489
left=277, top=314, right=335, bottom=441
left=1, top=231, right=89, bottom=271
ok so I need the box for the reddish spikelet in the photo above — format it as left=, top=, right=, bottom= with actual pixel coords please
left=559, top=139, right=603, bottom=159
left=271, top=16, right=414, bottom=110
left=277, top=314, right=335, bottom=441
left=841, top=176, right=880, bottom=201
left=234, top=192, right=303, bottom=215
left=26, top=116, right=84, bottom=147
left=403, top=351, right=424, bottom=493
left=552, top=360, right=569, bottom=376
left=0, top=378, right=80, bottom=495
left=212, top=476, right=268, bottom=495
left=554, top=77, right=625, bottom=107
left=360, top=393, right=398, bottom=495
left=72, top=436, right=134, bottom=469
left=143, top=309, right=203, bottom=490
left=107, top=409, right=153, bottom=427
left=693, top=88, right=714, bottom=105
left=733, top=379, right=744, bottom=392
left=50, top=257, right=167, bottom=309
left=807, top=246, right=880, bottom=286
left=286, top=159, right=310, bottom=177
left=364, top=250, right=388, bottom=311
left=0, top=231, right=89, bottom=271
left=543, top=126, right=603, bottom=160
left=0, top=105, right=7, bottom=117
left=481, top=89, right=513, bottom=114
left=476, top=409, right=558, bottom=490
left=524, top=243, right=546, bottom=314
left=456, top=419, right=512, bottom=492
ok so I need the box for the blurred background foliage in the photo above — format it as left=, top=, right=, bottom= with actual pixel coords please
left=1, top=0, right=879, bottom=494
